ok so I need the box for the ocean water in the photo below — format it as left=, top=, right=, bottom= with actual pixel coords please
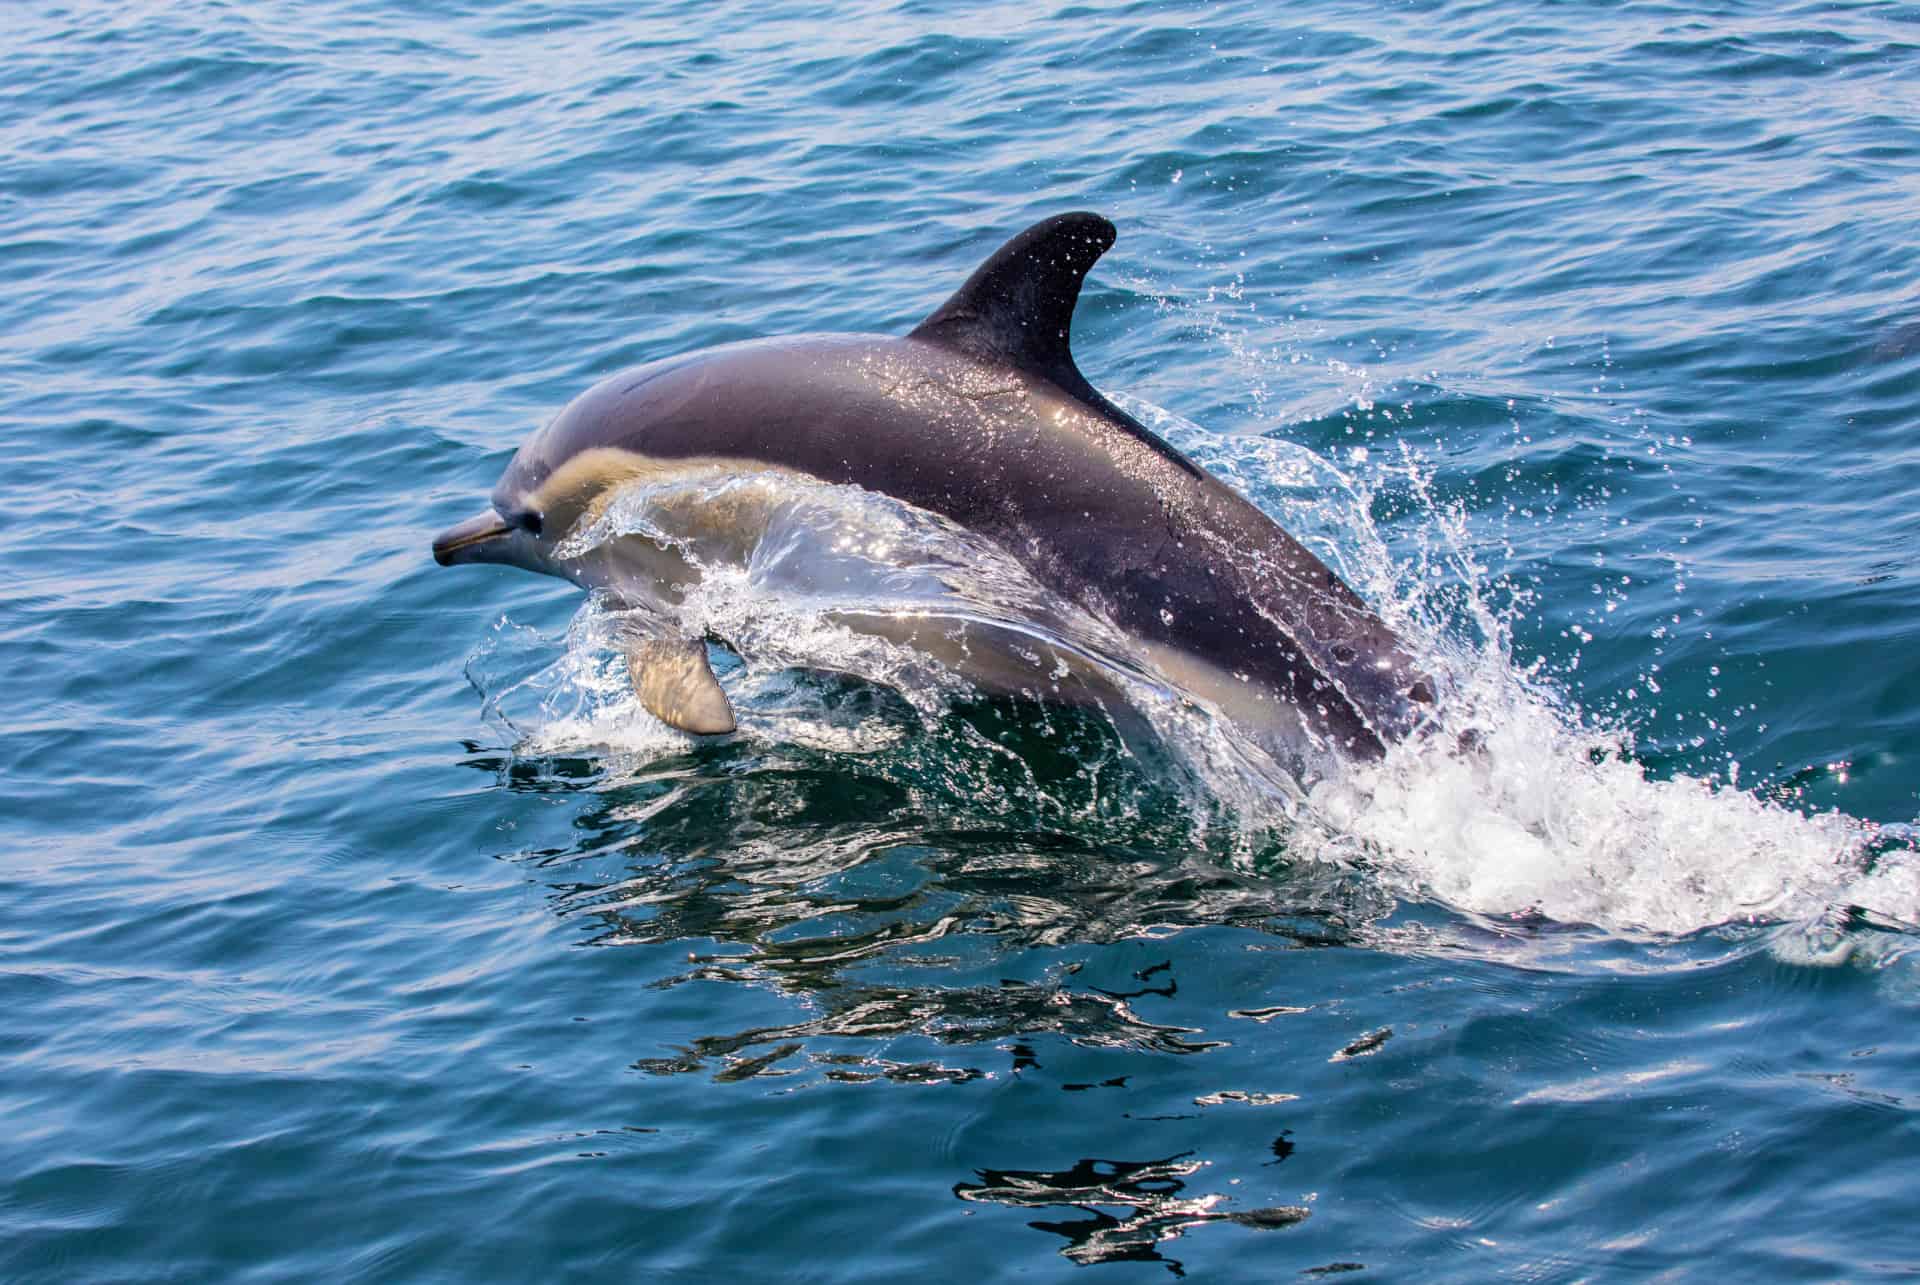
left=5, top=0, right=1920, bottom=1278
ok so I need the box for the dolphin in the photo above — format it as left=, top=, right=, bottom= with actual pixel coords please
left=433, top=212, right=1434, bottom=757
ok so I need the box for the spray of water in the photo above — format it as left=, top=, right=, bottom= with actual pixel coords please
left=462, top=395, right=1919, bottom=940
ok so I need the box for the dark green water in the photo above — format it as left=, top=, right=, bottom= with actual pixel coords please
left=5, top=1, right=1919, bottom=1278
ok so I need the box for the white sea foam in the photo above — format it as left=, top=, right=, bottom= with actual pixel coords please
left=465, top=395, right=1918, bottom=940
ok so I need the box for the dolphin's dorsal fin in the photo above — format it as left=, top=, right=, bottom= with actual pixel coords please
left=908, top=212, right=1116, bottom=403
left=907, top=212, right=1202, bottom=479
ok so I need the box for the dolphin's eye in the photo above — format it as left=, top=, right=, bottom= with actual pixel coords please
left=516, top=511, right=543, bottom=536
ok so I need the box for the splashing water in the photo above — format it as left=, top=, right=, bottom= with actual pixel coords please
left=1127, top=397, right=1920, bottom=937
left=464, top=395, right=1920, bottom=939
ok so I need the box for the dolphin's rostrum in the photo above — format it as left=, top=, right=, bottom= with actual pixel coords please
left=434, top=213, right=1434, bottom=759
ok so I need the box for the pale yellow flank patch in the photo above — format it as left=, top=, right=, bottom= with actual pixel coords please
left=525, top=447, right=810, bottom=536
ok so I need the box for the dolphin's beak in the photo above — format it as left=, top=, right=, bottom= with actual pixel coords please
left=432, top=511, right=514, bottom=566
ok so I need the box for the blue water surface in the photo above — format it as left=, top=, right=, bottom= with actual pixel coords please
left=5, top=0, right=1920, bottom=1279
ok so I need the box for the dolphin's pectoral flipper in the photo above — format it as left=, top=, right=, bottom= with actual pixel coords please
left=626, top=638, right=736, bottom=735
